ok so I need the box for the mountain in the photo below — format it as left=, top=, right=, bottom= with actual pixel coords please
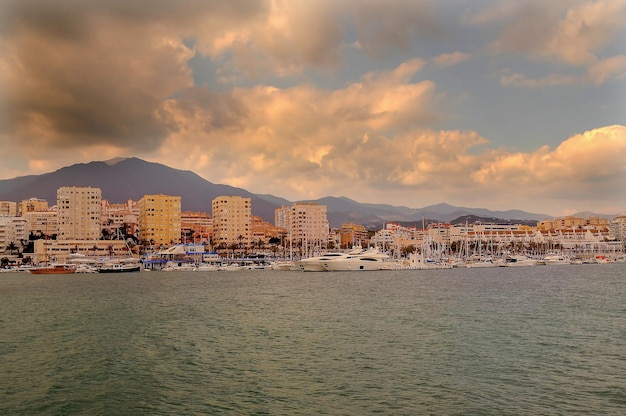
left=0, top=157, right=555, bottom=227
left=0, top=157, right=278, bottom=220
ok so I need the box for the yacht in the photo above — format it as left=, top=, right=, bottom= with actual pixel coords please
left=297, top=249, right=365, bottom=272
left=539, top=253, right=570, bottom=265
left=322, top=249, right=392, bottom=271
left=503, top=255, right=538, bottom=267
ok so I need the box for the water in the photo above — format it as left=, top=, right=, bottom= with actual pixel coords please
left=1, top=264, right=625, bottom=415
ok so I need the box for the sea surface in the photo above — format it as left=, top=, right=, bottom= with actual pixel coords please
left=1, top=264, right=625, bottom=415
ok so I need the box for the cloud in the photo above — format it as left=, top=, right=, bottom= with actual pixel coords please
left=487, top=1, right=626, bottom=65
left=478, top=0, right=626, bottom=86
left=433, top=52, right=471, bottom=68
left=472, top=125, right=626, bottom=198
left=500, top=72, right=578, bottom=88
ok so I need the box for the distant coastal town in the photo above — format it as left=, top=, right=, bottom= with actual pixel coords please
left=1, top=186, right=625, bottom=272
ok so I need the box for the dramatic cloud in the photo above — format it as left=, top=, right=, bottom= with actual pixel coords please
left=480, top=0, right=626, bottom=87
left=0, top=0, right=623, bottom=215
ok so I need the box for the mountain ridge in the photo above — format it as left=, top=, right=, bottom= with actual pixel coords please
left=0, top=157, right=608, bottom=229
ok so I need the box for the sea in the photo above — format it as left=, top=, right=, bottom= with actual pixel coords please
left=1, top=263, right=625, bottom=416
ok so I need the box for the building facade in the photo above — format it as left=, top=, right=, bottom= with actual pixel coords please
left=340, top=223, right=369, bottom=249
left=0, top=201, right=17, bottom=217
left=57, top=186, right=102, bottom=240
left=212, top=196, right=251, bottom=246
left=18, top=198, right=49, bottom=216
left=138, top=194, right=182, bottom=247
left=23, top=210, right=58, bottom=238
left=277, top=202, right=329, bottom=254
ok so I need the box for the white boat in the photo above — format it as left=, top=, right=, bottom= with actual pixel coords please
left=218, top=263, right=243, bottom=271
left=539, top=253, right=570, bottom=265
left=322, top=249, right=392, bottom=271
left=194, top=263, right=220, bottom=271
left=503, top=255, right=537, bottom=267
left=161, top=261, right=196, bottom=271
left=270, top=261, right=298, bottom=271
left=466, top=258, right=499, bottom=268
left=297, top=248, right=368, bottom=272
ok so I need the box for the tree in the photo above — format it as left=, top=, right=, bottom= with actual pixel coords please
left=6, top=241, right=18, bottom=255
left=401, top=245, right=417, bottom=258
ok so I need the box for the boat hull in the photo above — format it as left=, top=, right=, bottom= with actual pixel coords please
left=30, top=265, right=76, bottom=274
left=98, top=265, right=141, bottom=273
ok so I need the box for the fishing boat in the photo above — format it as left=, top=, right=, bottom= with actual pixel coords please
left=30, top=264, right=77, bottom=274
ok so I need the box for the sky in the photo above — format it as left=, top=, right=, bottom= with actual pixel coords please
left=0, top=0, right=625, bottom=217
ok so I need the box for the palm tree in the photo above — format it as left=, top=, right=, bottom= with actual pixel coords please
left=6, top=241, right=18, bottom=255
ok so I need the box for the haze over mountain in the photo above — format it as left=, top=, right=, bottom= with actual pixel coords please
left=0, top=157, right=566, bottom=228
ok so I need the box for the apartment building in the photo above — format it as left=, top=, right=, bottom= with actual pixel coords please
left=57, top=186, right=102, bottom=240
left=138, top=194, right=181, bottom=247
left=18, top=198, right=49, bottom=216
left=102, top=199, right=139, bottom=238
left=23, top=210, right=58, bottom=237
left=277, top=202, right=329, bottom=251
left=0, top=217, right=27, bottom=253
left=340, top=223, right=369, bottom=249
left=212, top=196, right=251, bottom=246
left=0, top=201, right=17, bottom=217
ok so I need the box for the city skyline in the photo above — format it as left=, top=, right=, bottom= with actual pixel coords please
left=1, top=0, right=625, bottom=217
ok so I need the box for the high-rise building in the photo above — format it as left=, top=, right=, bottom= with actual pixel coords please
left=138, top=194, right=181, bottom=246
left=212, top=196, right=251, bottom=246
left=275, top=202, right=329, bottom=252
left=57, top=186, right=102, bottom=240
left=24, top=210, right=58, bottom=238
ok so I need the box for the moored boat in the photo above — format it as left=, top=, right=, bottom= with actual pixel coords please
left=322, top=248, right=392, bottom=271
left=30, top=264, right=77, bottom=274
left=503, top=255, right=538, bottom=267
left=98, top=259, right=142, bottom=273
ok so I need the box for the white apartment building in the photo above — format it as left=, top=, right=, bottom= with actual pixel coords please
left=23, top=210, right=58, bottom=237
left=0, top=201, right=17, bottom=217
left=57, top=186, right=102, bottom=240
left=275, top=202, right=329, bottom=252
left=609, top=216, right=626, bottom=242
left=0, top=217, right=27, bottom=253
left=212, top=196, right=251, bottom=246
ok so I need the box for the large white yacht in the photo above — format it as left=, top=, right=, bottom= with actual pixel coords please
left=321, top=248, right=392, bottom=271
left=297, top=248, right=367, bottom=272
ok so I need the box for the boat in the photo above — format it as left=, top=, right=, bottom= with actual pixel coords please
left=503, top=255, right=538, bottom=267
left=194, top=263, right=220, bottom=272
left=98, top=259, right=142, bottom=273
left=30, top=264, right=77, bottom=274
left=322, top=248, right=392, bottom=271
left=269, top=261, right=298, bottom=271
left=297, top=248, right=367, bottom=272
left=539, top=253, right=570, bottom=265
left=466, top=258, right=499, bottom=268
left=161, top=261, right=196, bottom=271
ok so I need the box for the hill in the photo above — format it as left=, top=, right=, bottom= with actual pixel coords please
left=0, top=157, right=556, bottom=227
